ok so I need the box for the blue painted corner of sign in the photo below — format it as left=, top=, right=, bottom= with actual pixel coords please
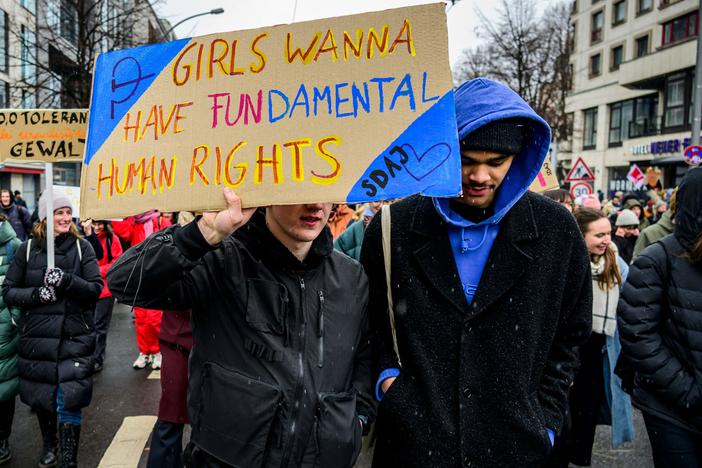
left=84, top=39, right=190, bottom=165
left=346, top=91, right=461, bottom=203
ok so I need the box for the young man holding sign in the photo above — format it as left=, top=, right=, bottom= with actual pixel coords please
left=361, top=78, right=593, bottom=466
left=107, top=194, right=373, bottom=467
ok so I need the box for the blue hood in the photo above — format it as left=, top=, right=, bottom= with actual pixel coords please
left=434, top=78, right=552, bottom=228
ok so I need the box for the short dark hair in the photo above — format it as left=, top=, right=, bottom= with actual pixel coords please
left=542, top=189, right=572, bottom=204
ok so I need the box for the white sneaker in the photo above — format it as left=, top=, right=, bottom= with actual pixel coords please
left=133, top=353, right=151, bottom=369
left=151, top=352, right=162, bottom=370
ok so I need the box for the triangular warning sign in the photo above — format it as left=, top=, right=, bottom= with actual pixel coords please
left=566, top=157, right=595, bottom=182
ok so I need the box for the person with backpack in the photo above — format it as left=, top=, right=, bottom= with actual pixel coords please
left=0, top=189, right=32, bottom=242
left=93, top=220, right=123, bottom=372
left=0, top=213, right=21, bottom=464
left=618, top=167, right=702, bottom=467
left=107, top=191, right=374, bottom=467
left=1, top=189, right=102, bottom=467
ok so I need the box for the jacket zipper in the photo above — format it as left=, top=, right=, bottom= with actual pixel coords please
left=317, top=291, right=324, bottom=368
left=280, top=276, right=307, bottom=468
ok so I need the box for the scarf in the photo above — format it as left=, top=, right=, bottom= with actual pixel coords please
left=133, top=210, right=157, bottom=237
left=590, top=250, right=619, bottom=336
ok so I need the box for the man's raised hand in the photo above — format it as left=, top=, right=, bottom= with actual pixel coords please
left=197, top=189, right=256, bottom=245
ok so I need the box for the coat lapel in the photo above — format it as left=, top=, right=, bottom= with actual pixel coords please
left=410, top=198, right=469, bottom=315
left=468, top=196, right=540, bottom=321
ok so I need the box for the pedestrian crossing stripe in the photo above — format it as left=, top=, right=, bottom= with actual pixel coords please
left=98, top=415, right=157, bottom=467
left=148, top=370, right=160, bottom=380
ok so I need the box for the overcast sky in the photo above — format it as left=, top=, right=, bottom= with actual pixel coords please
left=155, top=0, right=506, bottom=67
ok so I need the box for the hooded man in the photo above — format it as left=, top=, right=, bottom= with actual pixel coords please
left=361, top=78, right=592, bottom=467
left=107, top=193, right=374, bottom=467
left=0, top=190, right=32, bottom=241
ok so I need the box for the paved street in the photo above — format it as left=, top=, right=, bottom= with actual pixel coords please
left=5, top=303, right=655, bottom=468
left=6, top=303, right=161, bottom=468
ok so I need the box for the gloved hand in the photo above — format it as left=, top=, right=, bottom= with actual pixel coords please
left=44, top=268, right=72, bottom=292
left=35, top=286, right=57, bottom=304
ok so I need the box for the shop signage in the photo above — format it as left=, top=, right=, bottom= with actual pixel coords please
left=630, top=137, right=693, bottom=157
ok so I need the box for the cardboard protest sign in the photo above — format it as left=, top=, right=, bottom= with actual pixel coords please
left=0, top=110, right=87, bottom=162
left=529, top=160, right=559, bottom=193
left=80, top=3, right=460, bottom=218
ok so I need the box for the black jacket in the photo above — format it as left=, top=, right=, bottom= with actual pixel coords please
left=2, top=234, right=102, bottom=411
left=107, top=211, right=373, bottom=468
left=1, top=202, right=32, bottom=241
left=612, top=234, right=636, bottom=264
left=360, top=194, right=592, bottom=467
left=618, top=167, right=702, bottom=435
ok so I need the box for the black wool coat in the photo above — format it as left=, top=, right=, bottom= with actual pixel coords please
left=2, top=234, right=103, bottom=411
left=360, top=194, right=592, bottom=467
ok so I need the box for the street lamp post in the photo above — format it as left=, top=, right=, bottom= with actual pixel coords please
left=162, top=8, right=225, bottom=40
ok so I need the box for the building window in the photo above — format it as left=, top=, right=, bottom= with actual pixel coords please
left=610, top=45, right=624, bottom=70
left=660, top=0, right=685, bottom=8
left=635, top=34, right=650, bottom=57
left=20, top=0, right=35, bottom=14
left=637, top=0, right=652, bottom=14
left=664, top=74, right=686, bottom=128
left=0, top=80, right=9, bottom=108
left=21, top=26, right=36, bottom=85
left=570, top=21, right=577, bottom=52
left=567, top=63, right=574, bottom=90
left=589, top=53, right=601, bottom=77
left=609, top=94, right=658, bottom=146
left=662, top=11, right=699, bottom=46
left=613, top=1, right=626, bottom=25
left=46, top=0, right=60, bottom=30
left=0, top=10, right=7, bottom=74
left=60, top=0, right=79, bottom=45
left=583, top=108, right=598, bottom=149
left=21, top=89, right=35, bottom=108
left=591, top=10, right=604, bottom=44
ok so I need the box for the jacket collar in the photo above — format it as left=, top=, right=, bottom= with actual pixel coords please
left=236, top=209, right=333, bottom=271
left=411, top=195, right=539, bottom=320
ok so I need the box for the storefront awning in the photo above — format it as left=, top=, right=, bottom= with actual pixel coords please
left=654, top=154, right=687, bottom=165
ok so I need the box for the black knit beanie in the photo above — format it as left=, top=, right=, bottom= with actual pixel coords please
left=460, top=120, right=526, bottom=155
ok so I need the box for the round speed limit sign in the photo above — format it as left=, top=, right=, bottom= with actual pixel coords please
left=570, top=182, right=593, bottom=199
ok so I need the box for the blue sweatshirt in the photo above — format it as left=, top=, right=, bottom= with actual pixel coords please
left=433, top=78, right=552, bottom=304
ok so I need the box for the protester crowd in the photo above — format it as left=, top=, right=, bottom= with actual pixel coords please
left=0, top=78, right=700, bottom=468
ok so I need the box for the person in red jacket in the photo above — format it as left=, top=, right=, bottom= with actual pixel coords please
left=93, top=221, right=123, bottom=372
left=112, top=211, right=164, bottom=370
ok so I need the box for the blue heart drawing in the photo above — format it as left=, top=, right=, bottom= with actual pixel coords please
left=392, top=143, right=452, bottom=181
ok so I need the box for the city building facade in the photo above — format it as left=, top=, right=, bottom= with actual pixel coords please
left=564, top=0, right=697, bottom=194
left=0, top=0, right=171, bottom=209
